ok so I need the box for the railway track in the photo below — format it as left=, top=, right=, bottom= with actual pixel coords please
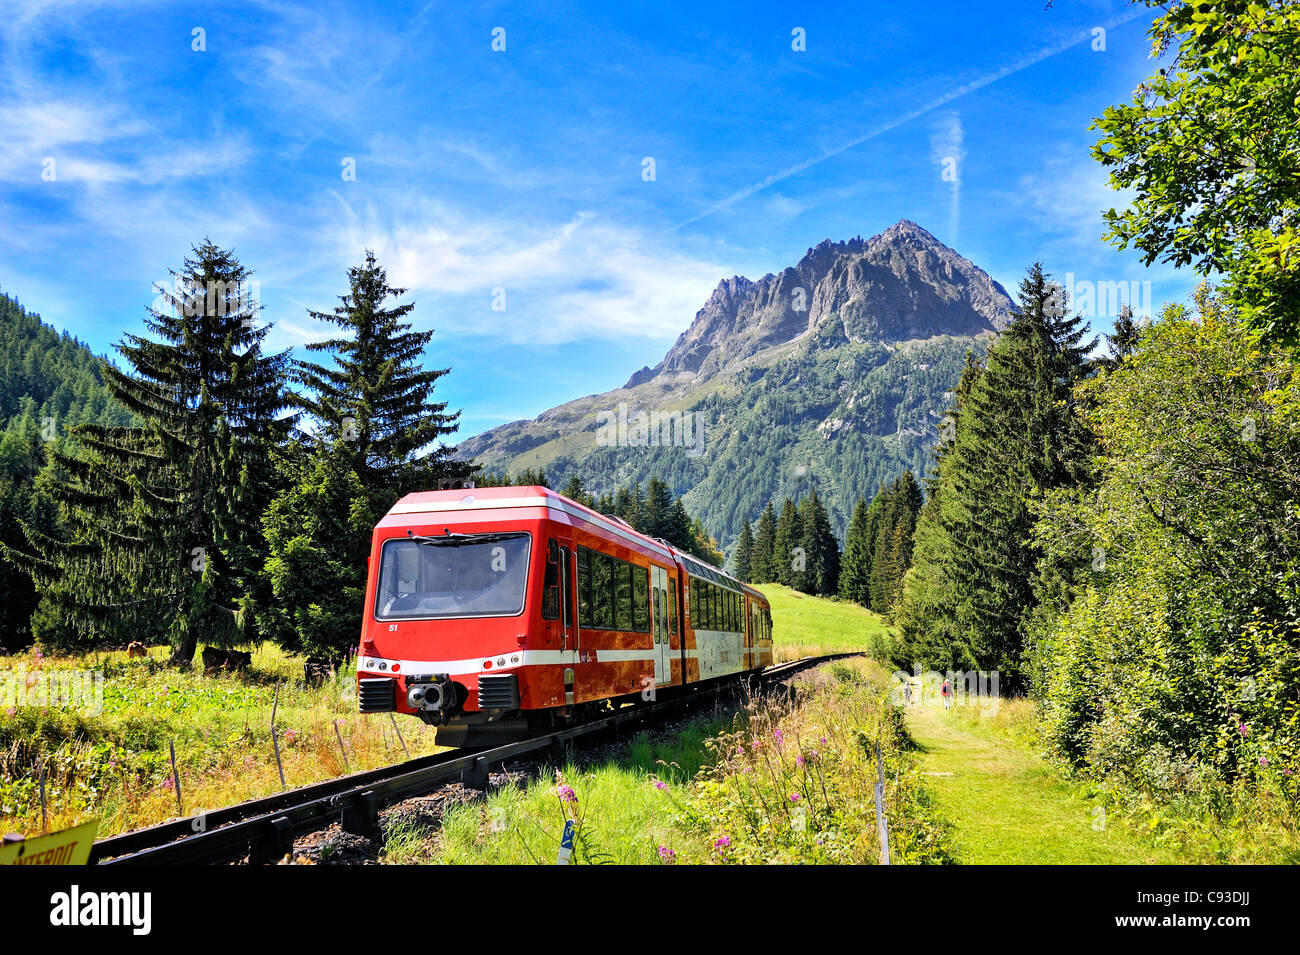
left=88, top=653, right=858, bottom=865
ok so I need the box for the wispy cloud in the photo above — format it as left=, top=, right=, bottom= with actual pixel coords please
left=326, top=201, right=728, bottom=345
left=929, top=111, right=964, bottom=244
left=674, top=5, right=1149, bottom=229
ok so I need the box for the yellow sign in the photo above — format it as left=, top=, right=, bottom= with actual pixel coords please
left=0, top=820, right=98, bottom=865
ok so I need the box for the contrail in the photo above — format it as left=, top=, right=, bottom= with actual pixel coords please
left=674, top=7, right=1149, bottom=230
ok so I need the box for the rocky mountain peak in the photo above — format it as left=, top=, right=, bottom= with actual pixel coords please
left=625, top=220, right=1012, bottom=386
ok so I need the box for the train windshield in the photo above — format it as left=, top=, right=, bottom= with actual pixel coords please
left=374, top=532, right=531, bottom=620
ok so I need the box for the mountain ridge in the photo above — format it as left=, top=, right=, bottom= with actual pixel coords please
left=458, top=220, right=1014, bottom=553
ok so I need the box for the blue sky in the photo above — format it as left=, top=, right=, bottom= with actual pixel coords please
left=0, top=0, right=1193, bottom=438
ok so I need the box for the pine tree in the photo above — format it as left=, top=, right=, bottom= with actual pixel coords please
left=891, top=352, right=984, bottom=669
left=733, top=520, right=755, bottom=582
left=1105, top=304, right=1141, bottom=366
left=750, top=502, right=777, bottom=583
left=295, top=250, right=468, bottom=497
left=266, top=252, right=469, bottom=659
left=18, top=241, right=292, bottom=660
left=798, top=488, right=840, bottom=595
left=772, top=498, right=801, bottom=587
left=260, top=443, right=377, bottom=662
left=942, top=263, right=1096, bottom=680
left=838, top=496, right=872, bottom=604
left=642, top=478, right=675, bottom=539
left=561, top=475, right=592, bottom=507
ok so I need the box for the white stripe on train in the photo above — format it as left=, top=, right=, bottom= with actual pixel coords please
left=358, top=643, right=772, bottom=675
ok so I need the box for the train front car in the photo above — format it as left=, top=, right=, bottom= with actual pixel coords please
left=355, top=484, right=685, bottom=746
left=356, top=486, right=561, bottom=746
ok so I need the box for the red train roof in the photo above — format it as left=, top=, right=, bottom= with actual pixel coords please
left=385, top=484, right=761, bottom=601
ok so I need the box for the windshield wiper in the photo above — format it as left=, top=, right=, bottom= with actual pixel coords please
left=406, top=530, right=526, bottom=547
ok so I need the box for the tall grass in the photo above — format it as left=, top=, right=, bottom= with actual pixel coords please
left=0, top=642, right=443, bottom=837
left=384, top=658, right=954, bottom=865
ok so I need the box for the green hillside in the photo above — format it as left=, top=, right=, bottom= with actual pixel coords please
left=0, top=292, right=132, bottom=648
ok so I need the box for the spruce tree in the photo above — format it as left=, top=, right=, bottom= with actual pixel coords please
left=942, top=263, right=1095, bottom=680
left=838, top=496, right=872, bottom=605
left=295, top=250, right=468, bottom=497
left=265, top=252, right=468, bottom=659
left=642, top=478, right=675, bottom=539
left=750, top=502, right=778, bottom=583
left=892, top=351, right=984, bottom=669
left=772, top=498, right=801, bottom=587
left=733, top=519, right=755, bottom=582
left=19, top=241, right=292, bottom=661
left=561, top=475, right=592, bottom=507
left=798, top=488, right=840, bottom=595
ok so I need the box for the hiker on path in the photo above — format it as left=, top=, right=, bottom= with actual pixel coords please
left=942, top=678, right=951, bottom=709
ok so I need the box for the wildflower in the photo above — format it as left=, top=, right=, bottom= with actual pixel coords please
left=795, top=756, right=805, bottom=768
left=751, top=740, right=761, bottom=752
left=657, top=845, right=676, bottom=863
left=789, top=793, right=801, bottom=802
left=3, top=707, right=14, bottom=717
left=1239, top=724, right=1249, bottom=737
left=1260, top=756, right=1269, bottom=767
left=736, top=745, right=745, bottom=756
left=1283, top=768, right=1293, bottom=776
left=162, top=777, right=175, bottom=790
left=653, top=780, right=669, bottom=792
left=773, top=728, right=784, bottom=746
left=713, top=835, right=730, bottom=852
left=558, top=784, right=578, bottom=804
left=819, top=736, right=827, bottom=746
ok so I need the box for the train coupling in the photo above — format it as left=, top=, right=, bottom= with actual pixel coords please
left=405, top=674, right=461, bottom=719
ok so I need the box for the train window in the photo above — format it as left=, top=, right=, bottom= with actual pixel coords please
left=593, top=551, right=613, bottom=630
left=708, top=584, right=717, bottom=631
left=577, top=547, right=592, bottom=627
left=615, top=560, right=633, bottom=631
left=668, top=580, right=677, bottom=639
left=633, top=566, right=649, bottom=632
left=374, top=533, right=531, bottom=620
left=690, top=578, right=700, bottom=629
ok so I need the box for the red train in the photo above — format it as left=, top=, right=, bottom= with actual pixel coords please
left=355, top=485, right=773, bottom=745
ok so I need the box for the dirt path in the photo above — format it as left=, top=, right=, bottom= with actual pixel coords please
left=905, top=700, right=1177, bottom=864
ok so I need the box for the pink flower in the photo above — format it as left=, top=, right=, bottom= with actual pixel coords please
left=653, top=780, right=669, bottom=792
left=789, top=792, right=801, bottom=802
left=713, top=835, right=730, bottom=852
left=735, top=745, right=744, bottom=756
left=1239, top=724, right=1250, bottom=737
left=773, top=729, right=784, bottom=746
left=657, top=846, right=676, bottom=863
left=1259, top=756, right=1269, bottom=767
left=558, top=785, right=577, bottom=804
left=796, top=756, right=805, bottom=768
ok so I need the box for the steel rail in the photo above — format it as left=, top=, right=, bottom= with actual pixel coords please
left=89, top=653, right=858, bottom=865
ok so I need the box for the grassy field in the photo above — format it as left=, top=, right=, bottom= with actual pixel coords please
left=0, top=642, right=443, bottom=838
left=905, top=697, right=1180, bottom=864
left=755, top=583, right=893, bottom=661
left=386, top=657, right=954, bottom=865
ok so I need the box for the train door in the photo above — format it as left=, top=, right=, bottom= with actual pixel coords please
left=650, top=565, right=672, bottom=686
left=560, top=544, right=574, bottom=649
